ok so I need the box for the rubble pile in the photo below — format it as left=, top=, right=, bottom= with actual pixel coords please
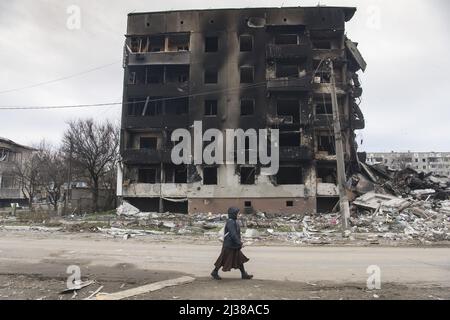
left=349, top=164, right=450, bottom=242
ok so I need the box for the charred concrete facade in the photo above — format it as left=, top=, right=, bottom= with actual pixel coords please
left=119, top=6, right=366, bottom=214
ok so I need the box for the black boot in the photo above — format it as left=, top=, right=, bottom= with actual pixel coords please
left=239, top=265, right=253, bottom=280
left=211, top=267, right=222, bottom=280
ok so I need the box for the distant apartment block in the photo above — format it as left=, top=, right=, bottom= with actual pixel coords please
left=366, top=152, right=450, bottom=177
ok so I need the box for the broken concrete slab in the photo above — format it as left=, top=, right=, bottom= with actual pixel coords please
left=353, top=192, right=410, bottom=211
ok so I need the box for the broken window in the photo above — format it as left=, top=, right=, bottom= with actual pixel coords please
left=318, top=135, right=335, bottom=154
left=140, top=137, right=157, bottom=149
left=205, top=36, right=218, bottom=52
left=276, top=63, right=300, bottom=78
left=274, top=34, right=298, bottom=45
left=286, top=201, right=294, bottom=207
left=315, top=101, right=333, bottom=115
left=0, top=175, right=15, bottom=188
left=168, top=33, right=190, bottom=51
left=147, top=66, right=164, bottom=84
left=128, top=68, right=146, bottom=84
left=0, top=148, right=12, bottom=162
left=240, top=166, right=256, bottom=185
left=204, top=100, right=218, bottom=116
left=276, top=166, right=303, bottom=184
left=165, top=65, right=189, bottom=83
left=240, top=35, right=253, bottom=52
left=277, top=99, right=300, bottom=123
left=138, top=168, right=159, bottom=183
left=279, top=132, right=300, bottom=147
left=148, top=36, right=165, bottom=52
left=203, top=167, right=218, bottom=185
left=240, top=99, right=255, bottom=116
left=317, top=197, right=339, bottom=213
left=317, top=165, right=337, bottom=184
left=165, top=98, right=189, bottom=115
left=204, top=68, right=218, bottom=84
left=240, top=66, right=254, bottom=83
left=165, top=165, right=187, bottom=183
left=311, top=40, right=331, bottom=49
left=244, top=201, right=252, bottom=207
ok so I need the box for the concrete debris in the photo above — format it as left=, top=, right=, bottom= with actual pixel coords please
left=61, top=280, right=94, bottom=294
left=244, top=228, right=260, bottom=238
left=116, top=201, right=140, bottom=216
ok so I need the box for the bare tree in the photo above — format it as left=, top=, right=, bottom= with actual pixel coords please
left=62, top=119, right=119, bottom=212
left=13, top=150, right=40, bottom=209
left=35, top=141, right=66, bottom=211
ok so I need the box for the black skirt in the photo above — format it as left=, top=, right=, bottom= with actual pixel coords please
left=214, top=247, right=249, bottom=272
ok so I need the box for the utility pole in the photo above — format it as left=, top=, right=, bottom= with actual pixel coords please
left=328, top=59, right=350, bottom=231
left=63, top=139, right=73, bottom=216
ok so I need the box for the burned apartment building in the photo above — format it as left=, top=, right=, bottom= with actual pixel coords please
left=118, top=6, right=366, bottom=214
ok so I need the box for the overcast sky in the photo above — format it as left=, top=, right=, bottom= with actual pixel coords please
left=0, top=0, right=449, bottom=152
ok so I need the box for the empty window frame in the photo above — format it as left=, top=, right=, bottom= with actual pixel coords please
left=277, top=99, right=300, bottom=123
left=147, top=66, right=164, bottom=84
left=276, top=64, right=299, bottom=78
left=138, top=168, right=159, bottom=183
left=244, top=201, right=252, bottom=207
left=168, top=33, right=190, bottom=51
left=165, top=98, right=189, bottom=115
left=240, top=35, right=253, bottom=52
left=140, top=137, right=157, bottom=149
left=148, top=36, right=165, bottom=52
left=240, top=99, right=255, bottom=116
left=0, top=148, right=13, bottom=162
left=240, top=66, right=254, bottom=83
left=286, top=201, right=294, bottom=207
left=0, top=175, right=15, bottom=188
left=317, top=165, right=337, bottom=184
left=240, top=166, right=256, bottom=185
left=165, top=65, right=190, bottom=83
left=203, top=167, right=218, bottom=185
left=204, top=100, right=218, bottom=116
left=128, top=68, right=146, bottom=84
left=205, top=36, right=218, bottom=52
left=311, top=40, right=331, bottom=49
left=165, top=165, right=187, bottom=183
left=274, top=34, right=298, bottom=45
left=315, top=101, right=333, bottom=115
left=276, top=166, right=303, bottom=184
left=317, top=135, right=335, bottom=154
left=279, top=132, right=300, bottom=147
left=204, top=68, right=218, bottom=84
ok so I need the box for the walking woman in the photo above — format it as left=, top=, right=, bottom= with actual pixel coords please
left=211, top=207, right=253, bottom=280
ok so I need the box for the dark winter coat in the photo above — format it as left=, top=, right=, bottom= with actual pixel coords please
left=223, top=209, right=242, bottom=249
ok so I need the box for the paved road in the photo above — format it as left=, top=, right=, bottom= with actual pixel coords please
left=0, top=232, right=449, bottom=286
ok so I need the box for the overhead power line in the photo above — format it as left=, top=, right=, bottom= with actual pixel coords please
left=0, top=60, right=122, bottom=95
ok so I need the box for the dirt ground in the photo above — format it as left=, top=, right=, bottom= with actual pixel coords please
left=0, top=272, right=448, bottom=300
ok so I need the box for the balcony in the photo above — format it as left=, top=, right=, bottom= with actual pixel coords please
left=121, top=149, right=174, bottom=165
left=124, top=115, right=189, bottom=129
left=312, top=49, right=345, bottom=61
left=266, top=44, right=311, bottom=60
left=279, top=146, right=313, bottom=161
left=122, top=183, right=189, bottom=198
left=127, top=82, right=189, bottom=97
left=267, top=75, right=313, bottom=92
left=128, top=51, right=190, bottom=66
left=0, top=188, right=24, bottom=200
